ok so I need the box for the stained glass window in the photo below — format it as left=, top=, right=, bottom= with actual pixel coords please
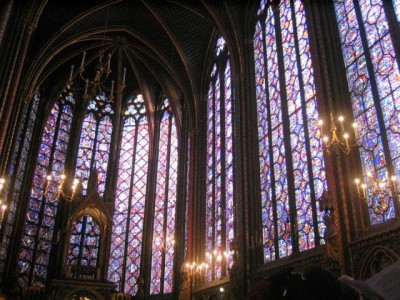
left=0, top=90, right=40, bottom=279
left=205, top=36, right=234, bottom=281
left=16, top=92, right=74, bottom=287
left=67, top=215, right=100, bottom=276
left=184, top=136, right=190, bottom=261
left=108, top=95, right=148, bottom=295
left=75, top=93, right=113, bottom=197
left=150, top=98, right=178, bottom=294
left=394, top=0, right=400, bottom=23
left=334, top=0, right=400, bottom=225
left=254, top=0, right=326, bottom=262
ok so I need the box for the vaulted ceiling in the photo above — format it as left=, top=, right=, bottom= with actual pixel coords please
left=23, top=0, right=252, bottom=124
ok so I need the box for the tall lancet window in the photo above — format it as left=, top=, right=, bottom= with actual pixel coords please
left=108, top=95, right=149, bottom=295
left=0, top=90, right=40, bottom=278
left=254, top=0, right=326, bottom=262
left=205, top=36, right=234, bottom=281
left=150, top=98, right=178, bottom=294
left=17, top=92, right=75, bottom=287
left=75, top=93, right=114, bottom=197
left=334, top=0, right=400, bottom=224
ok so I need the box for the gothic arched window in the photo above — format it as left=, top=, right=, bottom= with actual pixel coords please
left=254, top=0, right=326, bottom=262
left=150, top=98, right=178, bottom=294
left=108, top=95, right=149, bottom=295
left=17, top=93, right=75, bottom=287
left=334, top=0, right=400, bottom=225
left=205, top=36, right=234, bottom=280
left=75, top=93, right=114, bottom=197
left=67, top=215, right=101, bottom=270
left=0, top=90, right=40, bottom=278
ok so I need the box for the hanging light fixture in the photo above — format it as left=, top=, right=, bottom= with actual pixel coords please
left=67, top=49, right=126, bottom=103
left=318, top=113, right=359, bottom=155
left=54, top=8, right=127, bottom=201
left=44, top=173, right=80, bottom=202
left=66, top=49, right=126, bottom=104
left=354, top=171, right=398, bottom=213
left=66, top=5, right=126, bottom=103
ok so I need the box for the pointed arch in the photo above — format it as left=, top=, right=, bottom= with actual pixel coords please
left=108, top=94, right=149, bottom=295
left=17, top=92, right=75, bottom=287
left=205, top=35, right=235, bottom=281
left=75, top=93, right=114, bottom=197
left=359, top=246, right=399, bottom=280
left=150, top=97, right=179, bottom=294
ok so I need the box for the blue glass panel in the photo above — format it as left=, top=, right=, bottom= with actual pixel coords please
left=334, top=0, right=399, bottom=224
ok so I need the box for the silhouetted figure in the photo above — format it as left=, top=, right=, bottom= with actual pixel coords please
left=245, top=267, right=359, bottom=300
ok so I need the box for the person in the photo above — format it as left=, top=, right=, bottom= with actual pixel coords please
left=245, top=267, right=359, bottom=299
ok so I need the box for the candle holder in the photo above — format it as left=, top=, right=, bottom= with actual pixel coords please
left=318, top=113, right=359, bottom=155
left=355, top=171, right=398, bottom=214
left=67, top=49, right=126, bottom=103
left=184, top=260, right=209, bottom=290
left=44, top=172, right=80, bottom=202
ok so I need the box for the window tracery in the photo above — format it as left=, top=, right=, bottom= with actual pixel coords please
left=334, top=0, right=400, bottom=224
left=254, top=0, right=326, bottom=261
left=206, top=36, right=234, bottom=280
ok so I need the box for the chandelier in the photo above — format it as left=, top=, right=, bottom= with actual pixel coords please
left=45, top=173, right=80, bottom=202
left=183, top=248, right=232, bottom=281
left=67, top=49, right=126, bottom=102
left=56, top=44, right=127, bottom=201
left=355, top=171, right=398, bottom=213
left=184, top=260, right=210, bottom=278
left=318, top=113, right=359, bottom=155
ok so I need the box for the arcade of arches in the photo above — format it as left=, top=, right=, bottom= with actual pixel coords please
left=0, top=0, right=399, bottom=299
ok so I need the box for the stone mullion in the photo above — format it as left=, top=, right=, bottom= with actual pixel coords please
left=2, top=94, right=49, bottom=290
left=140, top=109, right=159, bottom=295
left=172, top=102, right=190, bottom=298
left=271, top=2, right=299, bottom=255
left=0, top=2, right=40, bottom=160
left=305, top=0, right=361, bottom=275
left=352, top=0, right=399, bottom=216
left=48, top=90, right=88, bottom=282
